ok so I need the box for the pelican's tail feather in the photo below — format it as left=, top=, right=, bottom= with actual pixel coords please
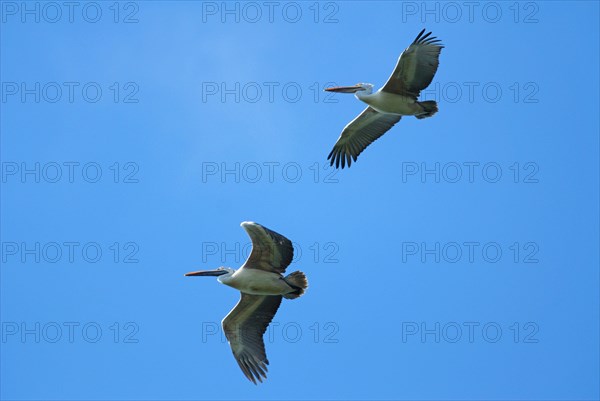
left=283, top=271, right=308, bottom=299
left=415, top=100, right=438, bottom=119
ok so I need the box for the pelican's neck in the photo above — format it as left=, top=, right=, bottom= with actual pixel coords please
left=354, top=85, right=374, bottom=100
left=217, top=270, right=236, bottom=285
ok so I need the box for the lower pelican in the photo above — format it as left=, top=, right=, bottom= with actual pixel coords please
left=185, top=221, right=308, bottom=384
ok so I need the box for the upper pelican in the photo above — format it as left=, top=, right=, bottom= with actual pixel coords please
left=325, top=29, right=444, bottom=168
left=185, top=221, right=308, bottom=384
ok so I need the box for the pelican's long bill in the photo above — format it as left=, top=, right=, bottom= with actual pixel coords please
left=184, top=269, right=228, bottom=277
left=324, top=85, right=365, bottom=93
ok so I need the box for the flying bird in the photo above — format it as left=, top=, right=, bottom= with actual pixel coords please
left=325, top=29, right=444, bottom=168
left=185, top=221, right=308, bottom=384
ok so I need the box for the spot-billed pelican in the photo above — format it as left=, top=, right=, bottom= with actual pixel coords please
left=185, top=221, right=308, bottom=384
left=325, top=29, right=444, bottom=168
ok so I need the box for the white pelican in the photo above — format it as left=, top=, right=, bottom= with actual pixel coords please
left=325, top=29, right=444, bottom=168
left=185, top=221, right=308, bottom=384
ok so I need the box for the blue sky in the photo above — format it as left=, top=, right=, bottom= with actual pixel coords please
left=1, top=1, right=599, bottom=400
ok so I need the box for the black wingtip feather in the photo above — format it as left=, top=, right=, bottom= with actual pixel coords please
left=413, top=29, right=444, bottom=47
left=415, top=28, right=426, bottom=41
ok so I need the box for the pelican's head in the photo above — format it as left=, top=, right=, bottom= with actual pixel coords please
left=184, top=266, right=235, bottom=278
left=325, top=83, right=374, bottom=96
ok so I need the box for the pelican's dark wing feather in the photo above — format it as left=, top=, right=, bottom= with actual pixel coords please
left=222, top=293, right=282, bottom=384
left=381, top=29, right=444, bottom=99
left=327, top=106, right=402, bottom=169
left=240, top=222, right=293, bottom=274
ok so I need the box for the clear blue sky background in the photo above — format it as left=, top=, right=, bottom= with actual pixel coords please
left=1, top=1, right=599, bottom=400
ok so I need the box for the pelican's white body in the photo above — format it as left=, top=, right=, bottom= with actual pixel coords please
left=356, top=89, right=422, bottom=116
left=218, top=268, right=293, bottom=295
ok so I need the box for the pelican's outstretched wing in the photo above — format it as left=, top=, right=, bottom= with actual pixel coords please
left=381, top=29, right=444, bottom=98
left=327, top=106, right=402, bottom=169
left=240, top=222, right=293, bottom=274
left=222, top=293, right=282, bottom=384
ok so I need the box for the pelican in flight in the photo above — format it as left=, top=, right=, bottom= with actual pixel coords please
left=325, top=29, right=444, bottom=168
left=185, top=222, right=308, bottom=384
